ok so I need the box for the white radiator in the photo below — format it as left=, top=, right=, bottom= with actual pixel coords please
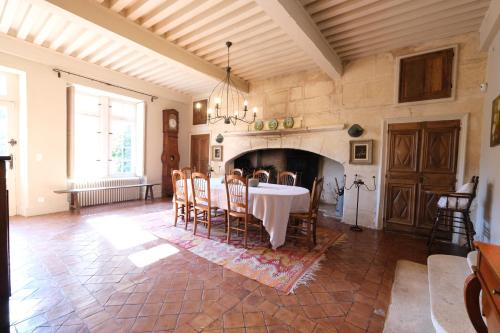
left=68, top=177, right=144, bottom=207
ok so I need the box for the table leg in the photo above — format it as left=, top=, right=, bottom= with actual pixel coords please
left=70, top=193, right=80, bottom=213
left=150, top=186, right=154, bottom=201
left=144, top=186, right=149, bottom=200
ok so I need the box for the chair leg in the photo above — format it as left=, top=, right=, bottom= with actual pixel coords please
left=174, top=202, right=178, bottom=227
left=307, top=219, right=312, bottom=251
left=224, top=210, right=228, bottom=233
left=193, top=208, right=198, bottom=236
left=207, top=209, right=212, bottom=239
left=313, top=219, right=317, bottom=246
left=463, top=213, right=473, bottom=252
left=428, top=210, right=441, bottom=252
left=227, top=216, right=231, bottom=244
left=244, top=219, right=248, bottom=249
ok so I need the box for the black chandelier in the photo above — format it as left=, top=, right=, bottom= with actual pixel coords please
left=207, top=41, right=256, bottom=125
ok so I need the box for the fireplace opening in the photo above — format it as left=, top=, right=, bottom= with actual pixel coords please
left=227, top=148, right=344, bottom=217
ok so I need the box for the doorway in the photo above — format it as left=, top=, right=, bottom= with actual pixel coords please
left=190, top=134, right=209, bottom=174
left=384, top=120, right=460, bottom=236
left=0, top=72, right=19, bottom=216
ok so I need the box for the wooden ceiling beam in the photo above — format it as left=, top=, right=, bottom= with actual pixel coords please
left=480, top=0, right=500, bottom=51
left=42, top=0, right=249, bottom=93
left=254, top=0, right=342, bottom=79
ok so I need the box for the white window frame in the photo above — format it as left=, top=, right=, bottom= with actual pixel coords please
left=72, top=86, right=145, bottom=180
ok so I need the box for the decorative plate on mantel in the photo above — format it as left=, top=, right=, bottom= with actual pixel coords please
left=254, top=119, right=264, bottom=131
left=283, top=117, right=294, bottom=129
left=268, top=118, right=279, bottom=130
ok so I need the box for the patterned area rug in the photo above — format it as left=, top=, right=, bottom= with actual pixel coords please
left=143, top=210, right=345, bottom=294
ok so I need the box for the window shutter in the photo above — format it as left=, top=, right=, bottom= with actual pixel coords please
left=398, top=48, right=454, bottom=103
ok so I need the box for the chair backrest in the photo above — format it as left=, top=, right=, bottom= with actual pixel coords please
left=278, top=171, right=297, bottom=186
left=467, top=175, right=480, bottom=209
left=191, top=172, right=211, bottom=208
left=309, top=177, right=324, bottom=217
left=231, top=168, right=244, bottom=176
left=253, top=169, right=270, bottom=183
left=225, top=174, right=248, bottom=214
left=181, top=166, right=194, bottom=178
left=171, top=170, right=188, bottom=203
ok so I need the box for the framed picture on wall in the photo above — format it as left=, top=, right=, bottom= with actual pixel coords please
left=491, top=94, right=500, bottom=147
left=212, top=145, right=223, bottom=161
left=350, top=140, right=373, bottom=165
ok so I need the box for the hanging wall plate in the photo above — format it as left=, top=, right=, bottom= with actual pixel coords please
left=254, top=119, right=264, bottom=131
left=283, top=117, right=294, bottom=129
left=268, top=118, right=279, bottom=130
left=348, top=124, right=364, bottom=137
left=215, top=133, right=224, bottom=143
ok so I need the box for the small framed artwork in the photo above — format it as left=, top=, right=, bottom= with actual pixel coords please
left=212, top=145, right=223, bottom=161
left=491, top=94, right=500, bottom=147
left=350, top=140, right=373, bottom=165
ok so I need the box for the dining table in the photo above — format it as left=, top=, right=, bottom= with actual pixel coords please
left=179, top=177, right=310, bottom=249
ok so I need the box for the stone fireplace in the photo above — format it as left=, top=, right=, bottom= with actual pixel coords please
left=208, top=125, right=380, bottom=229
left=226, top=148, right=344, bottom=212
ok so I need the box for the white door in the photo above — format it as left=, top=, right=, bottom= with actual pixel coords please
left=0, top=101, right=18, bottom=216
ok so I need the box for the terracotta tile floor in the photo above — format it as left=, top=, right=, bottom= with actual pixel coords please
left=9, top=199, right=429, bottom=333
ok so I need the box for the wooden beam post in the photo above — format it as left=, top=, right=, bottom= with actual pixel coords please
left=480, top=0, right=500, bottom=51
left=254, top=0, right=343, bottom=79
left=41, top=0, right=249, bottom=93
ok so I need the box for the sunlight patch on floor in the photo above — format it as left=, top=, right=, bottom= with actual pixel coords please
left=128, top=243, right=179, bottom=267
left=86, top=215, right=157, bottom=250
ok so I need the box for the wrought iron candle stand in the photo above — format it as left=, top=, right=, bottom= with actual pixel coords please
left=344, top=174, right=376, bottom=232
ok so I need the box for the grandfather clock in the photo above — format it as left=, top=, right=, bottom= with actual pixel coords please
left=161, top=109, right=179, bottom=196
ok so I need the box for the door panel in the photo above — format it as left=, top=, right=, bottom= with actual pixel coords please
left=385, top=182, right=416, bottom=227
left=384, top=120, right=460, bottom=235
left=421, top=121, right=459, bottom=174
left=190, top=134, right=209, bottom=174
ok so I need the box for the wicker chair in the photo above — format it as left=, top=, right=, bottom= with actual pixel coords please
left=278, top=171, right=297, bottom=186
left=253, top=169, right=270, bottom=183
left=181, top=166, right=194, bottom=178
left=191, top=172, right=217, bottom=238
left=288, top=177, right=324, bottom=250
left=428, top=176, right=479, bottom=252
left=231, top=168, right=244, bottom=176
left=171, top=170, right=191, bottom=229
left=225, top=174, right=264, bottom=248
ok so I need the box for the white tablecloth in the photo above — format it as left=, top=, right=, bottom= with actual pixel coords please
left=178, top=177, right=310, bottom=249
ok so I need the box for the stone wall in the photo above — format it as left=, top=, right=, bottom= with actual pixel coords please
left=191, top=32, right=487, bottom=229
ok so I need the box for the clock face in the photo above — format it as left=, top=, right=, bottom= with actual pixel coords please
left=169, top=116, right=177, bottom=130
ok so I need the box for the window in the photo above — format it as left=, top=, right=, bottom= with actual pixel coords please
left=72, top=86, right=144, bottom=179
left=398, top=48, right=455, bottom=103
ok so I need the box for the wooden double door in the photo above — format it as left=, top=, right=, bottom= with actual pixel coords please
left=190, top=134, right=210, bottom=174
left=384, top=120, right=460, bottom=235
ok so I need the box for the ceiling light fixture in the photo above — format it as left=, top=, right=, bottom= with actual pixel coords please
left=207, top=41, right=256, bottom=125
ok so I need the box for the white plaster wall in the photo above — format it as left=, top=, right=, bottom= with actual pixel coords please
left=0, top=51, right=189, bottom=216
left=318, top=158, right=344, bottom=204
left=476, top=31, right=500, bottom=244
left=195, top=32, right=487, bottom=229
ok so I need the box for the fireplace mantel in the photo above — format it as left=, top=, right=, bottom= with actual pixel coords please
left=223, top=124, right=346, bottom=137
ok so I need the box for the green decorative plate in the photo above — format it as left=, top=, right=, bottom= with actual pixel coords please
left=254, top=119, right=264, bottom=131
left=268, top=118, right=279, bottom=130
left=283, top=117, right=294, bottom=129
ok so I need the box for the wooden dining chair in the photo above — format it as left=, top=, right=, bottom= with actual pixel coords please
left=278, top=171, right=297, bottom=186
left=172, top=170, right=190, bottom=229
left=181, top=166, right=194, bottom=178
left=225, top=174, right=264, bottom=248
left=231, top=168, right=244, bottom=176
left=191, top=172, right=217, bottom=238
left=253, top=169, right=270, bottom=183
left=288, top=177, right=324, bottom=250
